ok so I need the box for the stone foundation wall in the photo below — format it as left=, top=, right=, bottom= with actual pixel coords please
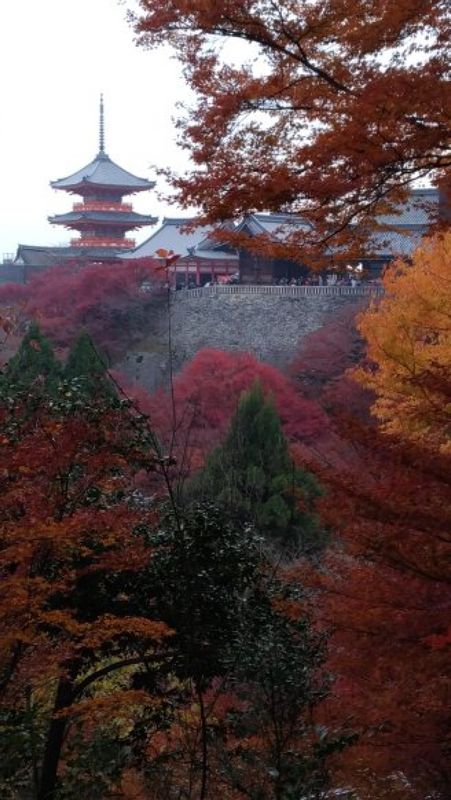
left=117, top=286, right=375, bottom=391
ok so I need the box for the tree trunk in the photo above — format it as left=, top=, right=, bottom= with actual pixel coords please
left=196, top=682, right=209, bottom=800
left=37, top=676, right=73, bottom=800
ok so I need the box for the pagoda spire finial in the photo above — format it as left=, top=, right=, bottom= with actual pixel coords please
left=99, top=93, right=105, bottom=155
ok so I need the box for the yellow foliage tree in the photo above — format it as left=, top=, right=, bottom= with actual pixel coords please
left=355, top=233, right=451, bottom=452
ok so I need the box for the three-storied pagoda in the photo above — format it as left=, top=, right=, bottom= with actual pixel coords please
left=48, top=95, right=156, bottom=255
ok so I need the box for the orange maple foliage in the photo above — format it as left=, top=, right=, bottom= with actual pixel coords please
left=355, top=232, right=451, bottom=452
left=131, top=0, right=450, bottom=260
left=280, top=249, right=451, bottom=797
left=0, top=385, right=170, bottom=799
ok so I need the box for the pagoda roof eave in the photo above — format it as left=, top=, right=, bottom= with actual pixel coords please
left=50, top=152, right=155, bottom=193
left=50, top=182, right=156, bottom=196
left=48, top=211, right=157, bottom=226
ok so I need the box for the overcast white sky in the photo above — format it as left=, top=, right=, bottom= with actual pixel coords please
left=0, top=0, right=194, bottom=257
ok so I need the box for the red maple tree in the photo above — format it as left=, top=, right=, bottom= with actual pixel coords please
left=114, top=347, right=330, bottom=493
left=130, top=0, right=450, bottom=260
left=0, top=378, right=170, bottom=799
left=0, top=259, right=163, bottom=360
left=305, top=424, right=451, bottom=798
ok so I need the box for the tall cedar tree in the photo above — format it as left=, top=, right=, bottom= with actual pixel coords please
left=119, top=348, right=328, bottom=497
left=65, top=331, right=114, bottom=399
left=0, top=321, right=61, bottom=393
left=131, top=0, right=450, bottom=261
left=189, top=382, right=325, bottom=553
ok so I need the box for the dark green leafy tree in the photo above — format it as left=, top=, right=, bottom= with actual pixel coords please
left=221, top=592, right=355, bottom=800
left=107, top=503, right=265, bottom=799
left=189, top=382, right=325, bottom=553
left=0, top=327, right=347, bottom=799
left=134, top=503, right=350, bottom=800
left=54, top=729, right=130, bottom=800
left=139, top=504, right=263, bottom=688
left=0, top=706, right=45, bottom=800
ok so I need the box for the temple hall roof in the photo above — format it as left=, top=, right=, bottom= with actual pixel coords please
left=236, top=189, right=440, bottom=257
left=369, top=227, right=427, bottom=257
left=375, top=188, right=439, bottom=227
left=124, top=218, right=238, bottom=261
left=236, top=213, right=310, bottom=239
left=14, top=244, right=124, bottom=267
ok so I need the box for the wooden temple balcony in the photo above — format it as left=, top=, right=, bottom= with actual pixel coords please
left=72, top=201, right=133, bottom=213
left=70, top=237, right=136, bottom=249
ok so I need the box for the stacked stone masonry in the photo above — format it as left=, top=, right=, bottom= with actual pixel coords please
left=118, top=285, right=377, bottom=391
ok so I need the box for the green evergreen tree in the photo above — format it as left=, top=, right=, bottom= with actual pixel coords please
left=189, top=382, right=326, bottom=554
left=64, top=332, right=114, bottom=400
left=0, top=321, right=61, bottom=393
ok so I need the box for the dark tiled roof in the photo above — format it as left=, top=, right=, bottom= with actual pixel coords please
left=48, top=211, right=157, bottom=226
left=14, top=244, right=124, bottom=267
left=367, top=188, right=440, bottom=256
left=236, top=213, right=310, bottom=238
left=369, top=228, right=425, bottom=257
left=161, top=217, right=199, bottom=225
left=376, top=188, right=439, bottom=226
left=14, top=245, right=65, bottom=267
left=196, top=220, right=236, bottom=252
left=236, top=189, right=439, bottom=256
left=16, top=189, right=440, bottom=271
left=51, top=152, right=155, bottom=193
left=125, top=217, right=238, bottom=261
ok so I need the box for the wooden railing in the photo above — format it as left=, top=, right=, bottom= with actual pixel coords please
left=73, top=201, right=133, bottom=213
left=70, top=237, right=136, bottom=248
left=175, top=284, right=382, bottom=299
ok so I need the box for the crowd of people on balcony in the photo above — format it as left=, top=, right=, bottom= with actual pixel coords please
left=276, top=274, right=362, bottom=287
left=172, top=262, right=382, bottom=290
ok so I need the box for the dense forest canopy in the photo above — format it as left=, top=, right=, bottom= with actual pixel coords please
left=0, top=1, right=450, bottom=796
left=0, top=232, right=449, bottom=798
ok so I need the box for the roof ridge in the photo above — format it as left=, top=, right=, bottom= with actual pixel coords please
left=411, top=187, right=438, bottom=194
left=162, top=216, right=200, bottom=224
left=253, top=212, right=297, bottom=217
